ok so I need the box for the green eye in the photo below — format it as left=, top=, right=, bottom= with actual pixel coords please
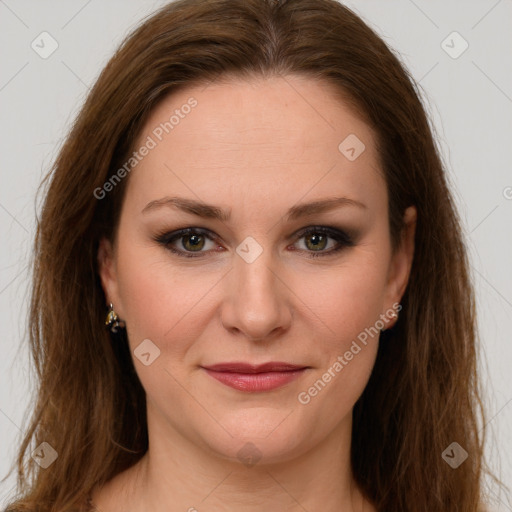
left=293, top=226, right=354, bottom=258
left=155, top=228, right=216, bottom=258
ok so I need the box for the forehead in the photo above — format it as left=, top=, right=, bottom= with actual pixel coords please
left=125, top=75, right=385, bottom=214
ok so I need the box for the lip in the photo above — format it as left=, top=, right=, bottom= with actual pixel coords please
left=203, top=362, right=306, bottom=373
left=201, top=362, right=309, bottom=392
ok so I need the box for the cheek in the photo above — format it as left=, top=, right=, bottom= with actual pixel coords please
left=114, top=239, right=191, bottom=349
left=293, top=253, right=388, bottom=344
left=292, top=261, right=386, bottom=425
left=291, top=251, right=388, bottom=394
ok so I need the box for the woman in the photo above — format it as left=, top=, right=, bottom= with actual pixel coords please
left=2, top=0, right=505, bottom=510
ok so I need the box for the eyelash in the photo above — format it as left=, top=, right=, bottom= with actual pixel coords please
left=154, top=226, right=355, bottom=259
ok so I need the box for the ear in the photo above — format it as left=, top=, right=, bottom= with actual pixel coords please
left=382, top=206, right=417, bottom=327
left=97, top=237, right=121, bottom=311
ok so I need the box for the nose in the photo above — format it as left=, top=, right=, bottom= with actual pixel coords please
left=220, top=248, right=293, bottom=342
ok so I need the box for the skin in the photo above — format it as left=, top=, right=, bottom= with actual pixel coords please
left=95, top=74, right=416, bottom=512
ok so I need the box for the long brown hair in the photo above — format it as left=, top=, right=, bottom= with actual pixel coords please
left=3, top=0, right=506, bottom=510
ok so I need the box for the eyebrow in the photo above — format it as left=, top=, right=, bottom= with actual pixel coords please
left=141, top=196, right=367, bottom=221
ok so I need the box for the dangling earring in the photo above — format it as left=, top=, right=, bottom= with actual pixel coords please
left=105, top=303, right=125, bottom=333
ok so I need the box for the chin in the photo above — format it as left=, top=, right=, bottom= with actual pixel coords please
left=199, top=410, right=313, bottom=466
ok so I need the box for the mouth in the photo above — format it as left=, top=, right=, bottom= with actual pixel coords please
left=200, top=362, right=309, bottom=392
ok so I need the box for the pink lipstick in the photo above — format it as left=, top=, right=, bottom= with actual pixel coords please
left=201, top=362, right=308, bottom=392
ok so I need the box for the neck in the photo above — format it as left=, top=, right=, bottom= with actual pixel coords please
left=113, top=403, right=370, bottom=512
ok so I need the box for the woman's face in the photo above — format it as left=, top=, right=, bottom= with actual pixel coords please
left=99, top=74, right=416, bottom=465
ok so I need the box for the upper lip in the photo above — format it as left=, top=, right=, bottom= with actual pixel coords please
left=202, top=362, right=308, bottom=373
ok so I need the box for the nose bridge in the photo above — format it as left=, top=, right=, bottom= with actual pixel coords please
left=221, top=236, right=291, bottom=340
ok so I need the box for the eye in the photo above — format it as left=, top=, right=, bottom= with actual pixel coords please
left=154, top=228, right=219, bottom=258
left=291, top=226, right=355, bottom=258
left=154, top=226, right=354, bottom=259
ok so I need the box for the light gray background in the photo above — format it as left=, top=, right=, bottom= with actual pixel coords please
left=1, top=0, right=511, bottom=508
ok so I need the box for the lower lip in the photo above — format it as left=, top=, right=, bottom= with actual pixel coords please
left=203, top=368, right=307, bottom=392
